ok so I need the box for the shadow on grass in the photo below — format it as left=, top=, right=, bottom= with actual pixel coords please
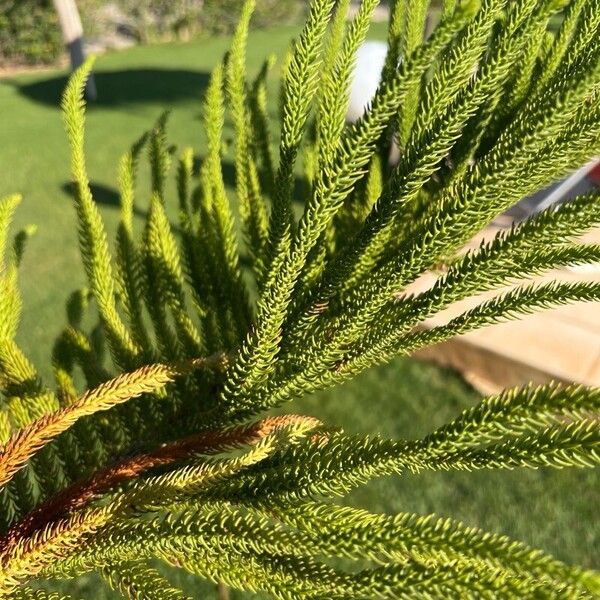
left=62, top=182, right=121, bottom=207
left=12, top=68, right=211, bottom=107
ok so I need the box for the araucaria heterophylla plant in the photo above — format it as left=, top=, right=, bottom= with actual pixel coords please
left=1, top=0, right=600, bottom=597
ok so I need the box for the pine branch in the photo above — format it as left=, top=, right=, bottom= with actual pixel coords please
left=226, top=0, right=269, bottom=277
left=115, top=135, right=154, bottom=356
left=400, top=281, right=600, bottom=354
left=267, top=0, right=336, bottom=268
left=0, top=357, right=222, bottom=490
left=3, top=1, right=600, bottom=596
left=249, top=56, right=277, bottom=197
left=1, top=415, right=318, bottom=551
left=103, top=561, right=192, bottom=600
left=203, top=63, right=252, bottom=338
left=9, top=588, right=82, bottom=600
left=60, top=58, right=140, bottom=370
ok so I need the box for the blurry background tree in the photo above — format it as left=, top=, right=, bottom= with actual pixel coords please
left=83, top=0, right=207, bottom=44
left=201, top=0, right=305, bottom=35
left=0, top=0, right=306, bottom=66
left=0, top=0, right=63, bottom=66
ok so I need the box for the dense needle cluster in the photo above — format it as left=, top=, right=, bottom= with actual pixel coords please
left=1, top=0, right=600, bottom=597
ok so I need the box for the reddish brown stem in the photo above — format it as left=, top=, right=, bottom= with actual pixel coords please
left=0, top=415, right=315, bottom=554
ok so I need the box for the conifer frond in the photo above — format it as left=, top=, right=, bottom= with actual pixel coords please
left=316, top=0, right=378, bottom=168
left=226, top=0, right=269, bottom=276
left=0, top=206, right=59, bottom=425
left=148, top=111, right=171, bottom=201
left=103, top=561, right=192, bottom=600
left=268, top=0, right=335, bottom=260
left=145, top=194, right=203, bottom=358
left=397, top=0, right=431, bottom=146
left=0, top=199, right=34, bottom=356
left=208, top=388, right=599, bottom=502
left=278, top=502, right=598, bottom=595
left=60, top=58, right=139, bottom=369
left=203, top=63, right=251, bottom=338
left=3, top=0, right=600, bottom=596
left=0, top=194, right=22, bottom=267
left=401, top=281, right=600, bottom=354
left=319, top=0, right=351, bottom=109
left=115, top=135, right=153, bottom=356
left=0, top=358, right=217, bottom=489
left=10, top=588, right=81, bottom=600
left=249, top=56, right=277, bottom=196
left=73, top=498, right=593, bottom=594
left=285, top=4, right=483, bottom=334
left=364, top=240, right=600, bottom=357
left=107, top=416, right=321, bottom=515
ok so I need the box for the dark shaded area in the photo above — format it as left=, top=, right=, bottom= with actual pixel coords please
left=12, top=68, right=211, bottom=107
left=62, top=181, right=120, bottom=207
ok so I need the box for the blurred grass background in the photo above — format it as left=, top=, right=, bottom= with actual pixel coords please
left=0, top=22, right=597, bottom=598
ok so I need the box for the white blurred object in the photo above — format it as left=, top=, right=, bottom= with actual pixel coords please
left=347, top=41, right=388, bottom=122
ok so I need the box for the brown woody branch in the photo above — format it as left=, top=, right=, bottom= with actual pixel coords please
left=0, top=415, right=317, bottom=557
left=0, top=355, right=230, bottom=491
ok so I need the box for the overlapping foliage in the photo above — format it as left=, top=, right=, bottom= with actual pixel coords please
left=1, top=0, right=600, bottom=596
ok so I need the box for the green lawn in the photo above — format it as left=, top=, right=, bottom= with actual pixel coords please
left=1, top=25, right=597, bottom=598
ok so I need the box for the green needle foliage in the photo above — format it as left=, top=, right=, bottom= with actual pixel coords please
left=1, top=0, right=600, bottom=596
